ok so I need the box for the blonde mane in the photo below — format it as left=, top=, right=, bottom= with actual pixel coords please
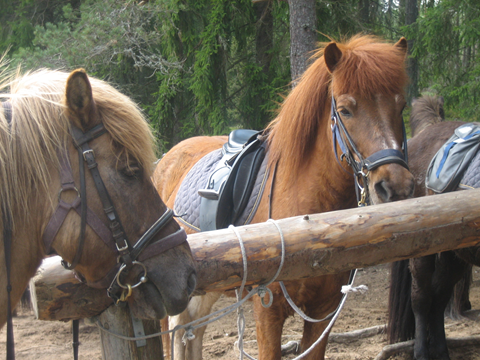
left=0, top=68, right=157, bottom=227
left=266, top=34, right=408, bottom=174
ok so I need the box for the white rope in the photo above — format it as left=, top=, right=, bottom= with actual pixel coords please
left=231, top=219, right=287, bottom=360
left=94, top=217, right=367, bottom=360
left=287, top=271, right=367, bottom=359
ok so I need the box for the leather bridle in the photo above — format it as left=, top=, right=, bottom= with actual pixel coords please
left=42, top=123, right=188, bottom=303
left=2, top=102, right=188, bottom=360
left=330, top=94, right=409, bottom=206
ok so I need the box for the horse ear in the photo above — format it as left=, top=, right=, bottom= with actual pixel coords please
left=324, top=42, right=343, bottom=73
left=438, top=96, right=444, bottom=106
left=394, top=37, right=408, bottom=58
left=65, top=69, right=96, bottom=129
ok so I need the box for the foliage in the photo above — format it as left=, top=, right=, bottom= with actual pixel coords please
left=1, top=0, right=479, bottom=150
left=404, top=0, right=480, bottom=121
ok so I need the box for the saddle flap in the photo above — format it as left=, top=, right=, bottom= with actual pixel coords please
left=231, top=146, right=266, bottom=221
left=216, top=139, right=266, bottom=229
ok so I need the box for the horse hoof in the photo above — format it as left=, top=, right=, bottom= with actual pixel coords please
left=281, top=340, right=300, bottom=356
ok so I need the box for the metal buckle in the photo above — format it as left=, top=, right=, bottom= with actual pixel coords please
left=116, top=239, right=129, bottom=252
left=83, top=149, right=95, bottom=161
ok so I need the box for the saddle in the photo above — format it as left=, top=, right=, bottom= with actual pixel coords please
left=198, top=129, right=267, bottom=231
left=426, top=122, right=480, bottom=193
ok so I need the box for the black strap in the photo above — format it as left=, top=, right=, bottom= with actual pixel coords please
left=3, top=209, right=15, bottom=360
left=72, top=319, right=80, bottom=360
left=3, top=102, right=15, bottom=360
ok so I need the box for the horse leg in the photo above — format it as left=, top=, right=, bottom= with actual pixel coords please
left=253, top=283, right=294, bottom=360
left=410, top=255, right=435, bottom=360
left=168, top=291, right=222, bottom=360
left=298, top=272, right=350, bottom=360
left=428, top=252, right=470, bottom=360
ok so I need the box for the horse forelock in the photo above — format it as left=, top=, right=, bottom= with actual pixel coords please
left=0, top=68, right=157, bottom=228
left=331, top=35, right=408, bottom=98
left=267, top=34, right=408, bottom=178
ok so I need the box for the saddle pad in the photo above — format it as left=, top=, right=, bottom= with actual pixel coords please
left=174, top=149, right=269, bottom=231
left=459, top=148, right=480, bottom=189
left=174, top=149, right=223, bottom=231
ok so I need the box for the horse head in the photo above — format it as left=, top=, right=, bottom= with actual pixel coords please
left=1, top=68, right=196, bottom=324
left=324, top=36, right=415, bottom=204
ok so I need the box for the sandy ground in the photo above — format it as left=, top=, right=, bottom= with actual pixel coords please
left=2, top=263, right=480, bottom=360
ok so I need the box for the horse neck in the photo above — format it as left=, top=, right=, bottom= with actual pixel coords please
left=0, top=201, right=47, bottom=328
left=269, top=123, right=357, bottom=217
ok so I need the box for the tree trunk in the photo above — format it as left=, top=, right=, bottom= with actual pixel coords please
left=287, top=0, right=317, bottom=85
left=405, top=0, right=419, bottom=102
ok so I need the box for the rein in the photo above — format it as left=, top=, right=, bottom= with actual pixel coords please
left=330, top=94, right=409, bottom=205
left=2, top=102, right=15, bottom=360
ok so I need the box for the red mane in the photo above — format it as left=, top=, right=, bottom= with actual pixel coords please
left=266, top=34, right=408, bottom=175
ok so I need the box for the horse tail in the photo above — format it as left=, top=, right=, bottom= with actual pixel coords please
left=445, top=263, right=473, bottom=319
left=161, top=317, right=171, bottom=359
left=387, top=259, right=415, bottom=343
left=21, top=287, right=31, bottom=310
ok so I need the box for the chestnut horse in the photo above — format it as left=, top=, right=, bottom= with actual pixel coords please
left=0, top=67, right=197, bottom=345
left=388, top=96, right=479, bottom=360
left=154, top=35, right=414, bottom=360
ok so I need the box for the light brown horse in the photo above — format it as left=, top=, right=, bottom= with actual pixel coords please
left=0, top=67, right=197, bottom=338
left=154, top=34, right=415, bottom=360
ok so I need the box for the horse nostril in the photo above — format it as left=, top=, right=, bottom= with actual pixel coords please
left=187, top=272, right=197, bottom=296
left=374, top=180, right=391, bottom=202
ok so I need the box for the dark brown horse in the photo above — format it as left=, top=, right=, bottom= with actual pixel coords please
left=0, top=67, right=197, bottom=337
left=388, top=95, right=478, bottom=360
left=154, top=34, right=414, bottom=360
left=410, top=95, right=445, bottom=137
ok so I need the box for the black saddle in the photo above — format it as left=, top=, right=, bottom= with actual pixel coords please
left=198, top=129, right=266, bottom=231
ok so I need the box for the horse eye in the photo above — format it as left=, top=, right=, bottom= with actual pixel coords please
left=339, top=108, right=351, bottom=117
left=122, top=165, right=142, bottom=180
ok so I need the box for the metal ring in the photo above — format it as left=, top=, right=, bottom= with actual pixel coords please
left=116, top=261, right=148, bottom=290
left=58, top=187, right=80, bottom=202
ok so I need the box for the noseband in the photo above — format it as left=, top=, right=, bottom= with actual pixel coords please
left=330, top=95, right=409, bottom=205
left=42, top=123, right=187, bottom=303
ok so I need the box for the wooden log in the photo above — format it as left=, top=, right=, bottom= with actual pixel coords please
left=30, top=189, right=480, bottom=321
left=30, top=256, right=113, bottom=321
left=97, top=305, right=163, bottom=360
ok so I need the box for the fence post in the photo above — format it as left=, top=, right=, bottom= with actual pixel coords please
left=97, top=305, right=163, bottom=360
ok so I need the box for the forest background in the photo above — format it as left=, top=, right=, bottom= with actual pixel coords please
left=0, top=0, right=478, bottom=151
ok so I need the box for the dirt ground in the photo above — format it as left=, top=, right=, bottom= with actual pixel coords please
left=2, top=263, right=480, bottom=360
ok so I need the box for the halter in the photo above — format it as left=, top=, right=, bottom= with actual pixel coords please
left=330, top=94, right=409, bottom=205
left=40, top=123, right=188, bottom=303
